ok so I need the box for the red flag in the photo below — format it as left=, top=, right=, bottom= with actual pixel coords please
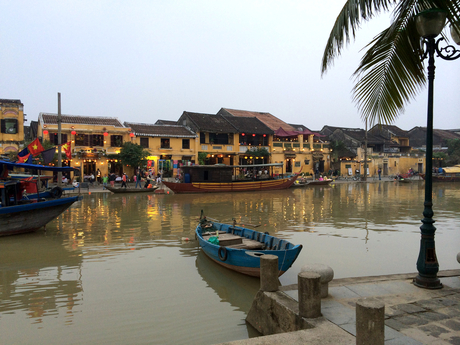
left=62, top=141, right=72, bottom=160
left=27, top=138, right=44, bottom=156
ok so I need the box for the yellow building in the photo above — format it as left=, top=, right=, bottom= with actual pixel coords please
left=38, top=113, right=132, bottom=180
left=124, top=122, right=197, bottom=177
left=0, top=99, right=25, bottom=155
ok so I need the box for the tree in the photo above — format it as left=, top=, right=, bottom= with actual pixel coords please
left=322, top=1, right=460, bottom=126
left=446, top=138, right=460, bottom=165
left=119, top=142, right=149, bottom=170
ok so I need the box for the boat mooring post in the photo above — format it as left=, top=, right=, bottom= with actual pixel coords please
left=260, top=255, right=279, bottom=292
left=298, top=271, right=321, bottom=318
left=356, top=298, right=385, bottom=345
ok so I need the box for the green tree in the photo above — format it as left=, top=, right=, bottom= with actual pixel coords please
left=446, top=138, right=460, bottom=165
left=329, top=140, right=349, bottom=162
left=119, top=142, right=149, bottom=169
left=322, top=1, right=460, bottom=125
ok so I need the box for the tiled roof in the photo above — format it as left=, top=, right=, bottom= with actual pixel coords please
left=40, top=113, right=124, bottom=127
left=155, top=119, right=177, bottom=125
left=182, top=112, right=239, bottom=133
left=0, top=99, right=23, bottom=105
left=125, top=122, right=196, bottom=138
left=218, top=108, right=296, bottom=132
left=222, top=116, right=273, bottom=134
left=370, top=125, right=409, bottom=138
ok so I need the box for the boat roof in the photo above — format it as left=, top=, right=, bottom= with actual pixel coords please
left=0, top=160, right=79, bottom=172
left=443, top=165, right=460, bottom=173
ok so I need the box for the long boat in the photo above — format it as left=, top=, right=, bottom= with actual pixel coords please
left=195, top=214, right=302, bottom=277
left=0, top=160, right=82, bottom=236
left=106, top=185, right=159, bottom=193
left=419, top=165, right=460, bottom=182
left=291, top=179, right=333, bottom=188
left=163, top=163, right=298, bottom=194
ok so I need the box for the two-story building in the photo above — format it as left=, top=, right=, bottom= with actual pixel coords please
left=124, top=122, right=197, bottom=177
left=0, top=99, right=26, bottom=155
left=38, top=113, right=132, bottom=179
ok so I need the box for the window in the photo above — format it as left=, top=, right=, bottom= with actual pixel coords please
left=50, top=133, right=68, bottom=145
left=111, top=135, right=123, bottom=147
left=182, top=139, right=190, bottom=149
left=140, top=137, right=149, bottom=148
left=75, top=134, right=89, bottom=146
left=200, top=132, right=205, bottom=144
left=92, top=135, right=104, bottom=147
left=209, top=133, right=228, bottom=145
left=1, top=119, right=18, bottom=134
left=161, top=138, right=170, bottom=149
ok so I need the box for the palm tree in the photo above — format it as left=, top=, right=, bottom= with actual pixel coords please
left=321, top=0, right=460, bottom=126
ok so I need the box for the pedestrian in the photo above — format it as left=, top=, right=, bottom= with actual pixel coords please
left=378, top=168, right=381, bottom=180
left=109, top=173, right=116, bottom=187
left=102, top=174, right=109, bottom=189
left=121, top=173, right=127, bottom=188
left=135, top=170, right=142, bottom=189
left=156, top=173, right=162, bottom=185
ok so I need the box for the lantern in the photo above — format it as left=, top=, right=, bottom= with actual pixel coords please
left=43, top=130, right=49, bottom=135
left=103, top=132, right=109, bottom=136
left=129, top=133, right=135, bottom=137
left=71, top=130, right=77, bottom=135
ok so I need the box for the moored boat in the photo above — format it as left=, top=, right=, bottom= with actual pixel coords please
left=163, top=163, right=297, bottom=194
left=420, top=165, right=460, bottom=182
left=0, top=160, right=82, bottom=236
left=195, top=214, right=302, bottom=277
left=106, top=185, right=159, bottom=193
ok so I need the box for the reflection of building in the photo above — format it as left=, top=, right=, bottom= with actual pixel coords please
left=38, top=113, right=132, bottom=177
left=0, top=99, right=25, bottom=155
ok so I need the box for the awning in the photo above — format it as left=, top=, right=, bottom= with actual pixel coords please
left=274, top=127, right=298, bottom=137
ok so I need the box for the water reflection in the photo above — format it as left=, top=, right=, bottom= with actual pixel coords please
left=1, top=181, right=459, bottom=344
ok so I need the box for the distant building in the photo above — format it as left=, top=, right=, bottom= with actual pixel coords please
left=0, top=99, right=25, bottom=155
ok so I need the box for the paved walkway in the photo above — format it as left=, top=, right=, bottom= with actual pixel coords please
left=220, top=270, right=460, bottom=345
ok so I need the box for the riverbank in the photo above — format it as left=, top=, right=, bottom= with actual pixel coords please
left=219, top=269, right=460, bottom=345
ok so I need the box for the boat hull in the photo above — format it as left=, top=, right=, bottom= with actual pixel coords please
left=419, top=173, right=460, bottom=182
left=196, top=222, right=302, bottom=277
left=164, top=176, right=297, bottom=194
left=0, top=196, right=81, bottom=236
left=106, top=186, right=159, bottom=193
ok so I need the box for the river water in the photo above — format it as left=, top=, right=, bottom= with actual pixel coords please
left=1, top=181, right=459, bottom=344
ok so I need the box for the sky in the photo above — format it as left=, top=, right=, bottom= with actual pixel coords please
left=1, top=0, right=459, bottom=131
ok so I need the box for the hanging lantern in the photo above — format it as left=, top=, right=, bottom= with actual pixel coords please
left=129, top=133, right=135, bottom=137
left=241, top=133, right=245, bottom=136
left=103, top=132, right=109, bottom=136
left=252, top=134, right=256, bottom=137
left=71, top=130, right=77, bottom=135
left=43, top=130, right=49, bottom=135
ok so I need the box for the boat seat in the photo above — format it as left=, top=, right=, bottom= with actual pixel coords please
left=227, top=238, right=264, bottom=250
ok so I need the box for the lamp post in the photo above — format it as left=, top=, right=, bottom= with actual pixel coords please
left=414, top=9, right=460, bottom=289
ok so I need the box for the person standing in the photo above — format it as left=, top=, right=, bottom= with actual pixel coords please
left=121, top=173, right=127, bottom=188
left=109, top=173, right=116, bottom=187
left=102, top=174, right=109, bottom=189
left=378, top=168, right=381, bottom=180
left=135, top=170, right=142, bottom=189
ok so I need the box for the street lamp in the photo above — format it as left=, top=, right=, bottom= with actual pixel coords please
left=414, top=9, right=460, bottom=289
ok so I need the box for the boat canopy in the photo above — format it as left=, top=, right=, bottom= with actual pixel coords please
left=443, top=165, right=460, bottom=174
left=0, top=160, right=80, bottom=172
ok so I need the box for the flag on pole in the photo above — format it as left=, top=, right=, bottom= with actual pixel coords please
left=17, top=147, right=32, bottom=163
left=62, top=142, right=72, bottom=160
left=27, top=138, right=45, bottom=156
left=41, top=147, right=56, bottom=165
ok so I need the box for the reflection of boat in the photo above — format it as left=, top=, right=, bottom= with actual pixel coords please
left=195, top=215, right=302, bottom=277
left=163, top=163, right=297, bottom=194
left=195, top=250, right=259, bottom=313
left=420, top=165, right=460, bottom=182
left=0, top=160, right=82, bottom=236
left=106, top=185, right=159, bottom=193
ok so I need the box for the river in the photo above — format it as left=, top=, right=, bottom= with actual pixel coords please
left=1, top=181, right=459, bottom=344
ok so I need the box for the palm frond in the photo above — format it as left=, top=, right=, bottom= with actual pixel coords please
left=321, top=0, right=397, bottom=75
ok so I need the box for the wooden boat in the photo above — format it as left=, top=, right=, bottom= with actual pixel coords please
left=106, top=185, right=159, bottom=193
left=195, top=214, right=302, bottom=277
left=163, top=163, right=298, bottom=194
left=0, top=160, right=82, bottom=236
left=291, top=178, right=332, bottom=188
left=420, top=165, right=460, bottom=182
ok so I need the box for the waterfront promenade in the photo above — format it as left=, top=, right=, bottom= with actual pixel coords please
left=220, top=270, right=460, bottom=345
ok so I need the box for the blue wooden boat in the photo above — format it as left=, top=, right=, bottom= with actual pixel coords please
left=195, top=214, right=302, bottom=277
left=0, top=160, right=82, bottom=236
